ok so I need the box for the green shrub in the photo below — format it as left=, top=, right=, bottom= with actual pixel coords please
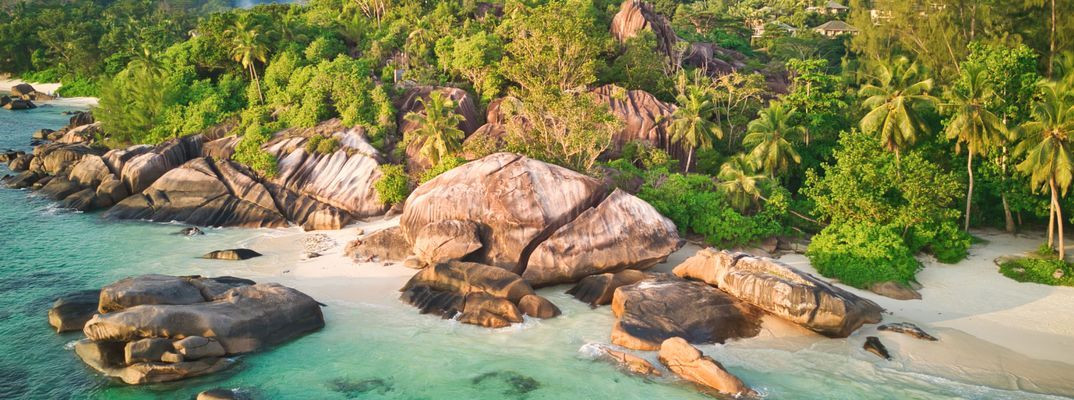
left=57, top=76, right=99, bottom=97
left=232, top=109, right=278, bottom=177
left=806, top=223, right=921, bottom=288
left=374, top=164, right=411, bottom=206
left=304, top=135, right=340, bottom=155
left=999, top=258, right=1074, bottom=287
left=420, top=156, right=465, bottom=184
left=908, top=221, right=972, bottom=264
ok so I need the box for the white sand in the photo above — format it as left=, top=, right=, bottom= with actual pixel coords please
left=209, top=220, right=1074, bottom=396
left=0, top=78, right=98, bottom=107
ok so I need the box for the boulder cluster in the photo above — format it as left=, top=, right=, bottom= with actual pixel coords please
left=49, top=274, right=324, bottom=385
left=2, top=83, right=52, bottom=110
left=3, top=116, right=391, bottom=230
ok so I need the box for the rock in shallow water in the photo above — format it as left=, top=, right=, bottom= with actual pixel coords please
left=610, top=276, right=762, bottom=351
left=48, top=289, right=99, bottom=332
left=567, top=270, right=648, bottom=307
left=202, top=249, right=262, bottom=261
left=673, top=249, right=883, bottom=337
left=864, top=336, right=891, bottom=360
left=657, top=337, right=755, bottom=397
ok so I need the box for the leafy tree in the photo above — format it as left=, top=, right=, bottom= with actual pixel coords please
left=404, top=92, right=466, bottom=167
left=667, top=77, right=721, bottom=173
left=502, top=91, right=621, bottom=173
left=710, top=72, right=767, bottom=151
left=859, top=57, right=937, bottom=162
left=943, top=64, right=1008, bottom=230
left=1016, top=82, right=1074, bottom=259
left=784, top=58, right=849, bottom=146
left=436, top=31, right=504, bottom=102
left=501, top=0, right=603, bottom=93
left=605, top=32, right=673, bottom=100
left=743, top=102, right=804, bottom=178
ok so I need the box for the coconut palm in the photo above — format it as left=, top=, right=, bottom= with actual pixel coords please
left=859, top=57, right=937, bottom=162
left=404, top=92, right=466, bottom=166
left=227, top=17, right=268, bottom=104
left=944, top=65, right=1009, bottom=231
left=1016, top=82, right=1074, bottom=259
left=717, top=154, right=767, bottom=213
left=128, top=48, right=164, bottom=79
left=743, top=102, right=803, bottom=178
left=667, top=85, right=722, bottom=173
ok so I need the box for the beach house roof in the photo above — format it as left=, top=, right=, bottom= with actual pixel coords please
left=813, top=20, right=859, bottom=36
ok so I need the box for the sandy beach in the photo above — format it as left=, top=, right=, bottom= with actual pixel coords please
left=0, top=78, right=98, bottom=107
left=213, top=219, right=1074, bottom=398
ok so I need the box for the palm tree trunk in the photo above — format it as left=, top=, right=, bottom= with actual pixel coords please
left=964, top=151, right=973, bottom=231
left=1053, top=178, right=1065, bottom=260
left=684, top=146, right=694, bottom=174
left=1048, top=0, right=1056, bottom=77
left=1048, top=195, right=1056, bottom=249
left=251, top=65, right=265, bottom=104
left=1002, top=194, right=1015, bottom=233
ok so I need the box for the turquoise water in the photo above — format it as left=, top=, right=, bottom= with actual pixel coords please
left=1, top=105, right=1069, bottom=399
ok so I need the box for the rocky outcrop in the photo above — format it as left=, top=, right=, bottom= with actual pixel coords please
left=396, top=87, right=482, bottom=171
left=119, top=136, right=204, bottom=195
left=878, top=322, right=938, bottom=341
left=76, top=276, right=324, bottom=384
left=202, top=249, right=262, bottom=261
left=673, top=249, right=883, bottom=337
left=345, top=226, right=411, bottom=262
left=869, top=281, right=922, bottom=300
left=103, top=157, right=289, bottom=228
left=683, top=43, right=748, bottom=75
left=2, top=98, right=35, bottom=110
left=611, top=276, right=762, bottom=350
left=56, top=122, right=101, bottom=144
left=401, top=153, right=605, bottom=274
left=399, top=261, right=560, bottom=328
left=585, top=343, right=661, bottom=376
left=412, top=220, right=483, bottom=265
left=658, top=337, right=755, bottom=397
left=48, top=290, right=100, bottom=332
left=610, top=0, right=678, bottom=59
left=588, top=85, right=677, bottom=159
left=567, top=269, right=649, bottom=306
left=523, top=189, right=681, bottom=286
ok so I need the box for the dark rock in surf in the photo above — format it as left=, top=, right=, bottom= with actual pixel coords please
left=864, top=336, right=891, bottom=360
left=202, top=249, right=262, bottom=261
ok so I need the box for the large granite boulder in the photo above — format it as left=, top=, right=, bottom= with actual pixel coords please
left=589, top=85, right=678, bottom=159
left=84, top=283, right=324, bottom=354
left=610, top=0, right=677, bottom=59
left=10, top=83, right=36, bottom=99
left=345, top=226, right=411, bottom=262
left=610, top=275, right=762, bottom=350
left=48, top=290, right=100, bottom=332
left=396, top=87, right=482, bottom=171
left=673, top=249, right=883, bottom=337
left=658, top=337, right=755, bottom=397
left=523, top=189, right=681, bottom=286
left=29, top=143, right=100, bottom=176
left=119, top=136, right=204, bottom=194
left=412, top=220, right=483, bottom=265
left=70, top=275, right=318, bottom=385
left=202, top=249, right=262, bottom=261
left=399, top=261, right=559, bottom=328
left=401, top=153, right=605, bottom=274
left=104, top=157, right=289, bottom=228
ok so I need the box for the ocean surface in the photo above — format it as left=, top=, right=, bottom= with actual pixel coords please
left=0, top=105, right=1067, bottom=399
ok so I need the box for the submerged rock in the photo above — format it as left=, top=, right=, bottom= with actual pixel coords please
left=197, top=388, right=254, bottom=400
left=202, top=249, right=262, bottom=261
left=566, top=270, right=648, bottom=307
left=47, top=289, right=100, bottom=333
left=610, top=276, right=762, bottom=351
left=523, top=189, right=681, bottom=287
left=878, top=322, right=938, bottom=341
left=587, top=344, right=661, bottom=377
left=673, top=249, right=883, bottom=337
left=179, top=226, right=204, bottom=236
left=864, top=336, right=891, bottom=360
left=657, top=337, right=755, bottom=397
left=470, top=371, right=541, bottom=397
left=327, top=377, right=395, bottom=396
left=401, top=153, right=605, bottom=273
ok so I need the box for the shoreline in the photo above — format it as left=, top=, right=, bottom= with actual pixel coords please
left=216, top=221, right=1074, bottom=397
left=0, top=78, right=98, bottom=107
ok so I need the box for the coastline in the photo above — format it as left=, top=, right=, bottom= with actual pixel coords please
left=214, top=221, right=1074, bottom=397
left=0, top=78, right=98, bottom=107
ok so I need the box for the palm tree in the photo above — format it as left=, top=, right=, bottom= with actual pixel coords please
left=128, top=48, right=164, bottom=79
left=743, top=102, right=804, bottom=178
left=717, top=154, right=766, bottom=213
left=944, top=65, right=1009, bottom=231
left=859, top=57, right=937, bottom=163
left=404, top=92, right=466, bottom=166
left=227, top=17, right=268, bottom=104
left=667, top=85, right=722, bottom=173
left=1016, top=82, right=1074, bottom=259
